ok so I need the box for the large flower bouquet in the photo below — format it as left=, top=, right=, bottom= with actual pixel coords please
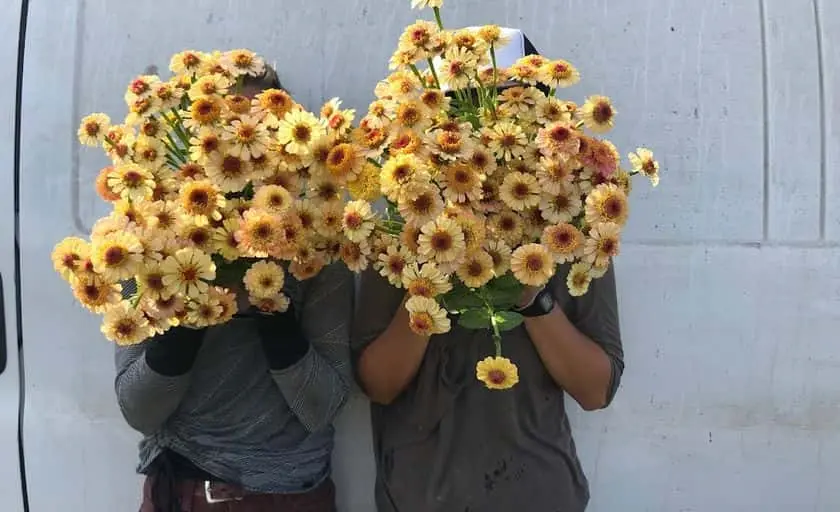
left=339, top=0, right=661, bottom=388
left=52, top=49, right=355, bottom=345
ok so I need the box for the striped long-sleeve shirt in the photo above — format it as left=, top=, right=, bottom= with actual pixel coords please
left=114, top=262, right=354, bottom=493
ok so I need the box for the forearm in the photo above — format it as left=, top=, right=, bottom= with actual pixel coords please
left=114, top=327, right=203, bottom=435
left=115, top=356, right=194, bottom=435
left=357, top=306, right=430, bottom=405
left=270, top=344, right=350, bottom=432
left=524, top=307, right=614, bottom=410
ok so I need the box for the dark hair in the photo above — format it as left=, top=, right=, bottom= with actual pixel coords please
left=241, top=65, right=284, bottom=91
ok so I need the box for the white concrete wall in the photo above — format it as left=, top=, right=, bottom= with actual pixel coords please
left=14, top=0, right=840, bottom=511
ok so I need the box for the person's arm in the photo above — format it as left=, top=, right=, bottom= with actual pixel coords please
left=521, top=263, right=623, bottom=411
left=114, top=326, right=205, bottom=435
left=351, top=269, right=429, bottom=405
left=258, top=263, right=354, bottom=433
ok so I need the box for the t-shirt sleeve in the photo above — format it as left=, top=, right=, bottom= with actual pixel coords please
left=552, top=262, right=624, bottom=405
left=350, top=268, right=406, bottom=387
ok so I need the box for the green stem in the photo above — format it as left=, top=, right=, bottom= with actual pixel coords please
left=433, top=7, right=444, bottom=29
left=366, top=157, right=382, bottom=168
left=426, top=58, right=442, bottom=90
left=488, top=305, right=502, bottom=356
left=489, top=45, right=500, bottom=108
left=168, top=108, right=192, bottom=147
left=409, top=64, right=427, bottom=88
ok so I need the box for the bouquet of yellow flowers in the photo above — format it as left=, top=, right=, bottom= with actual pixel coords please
left=339, top=1, right=661, bottom=388
left=52, top=49, right=355, bottom=345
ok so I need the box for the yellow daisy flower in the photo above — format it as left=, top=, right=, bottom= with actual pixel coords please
left=250, top=292, right=291, bottom=314
left=52, top=237, right=90, bottom=282
left=136, top=261, right=172, bottom=301
left=418, top=216, right=466, bottom=265
left=585, top=183, right=629, bottom=227
left=181, top=222, right=215, bottom=253
left=237, top=210, right=282, bottom=258
left=405, top=296, right=450, bottom=336
left=179, top=179, right=225, bottom=227
left=428, top=128, right=472, bottom=162
left=348, top=161, right=382, bottom=201
left=583, top=222, right=621, bottom=268
left=342, top=200, right=376, bottom=243
left=91, top=232, right=143, bottom=282
left=500, top=171, right=540, bottom=211
left=185, top=292, right=225, bottom=328
left=277, top=110, right=325, bottom=156
left=188, top=74, right=232, bottom=100
left=189, top=127, right=224, bottom=164
left=536, top=157, right=574, bottom=195
left=101, top=302, right=154, bottom=345
left=567, top=262, right=593, bottom=297
left=486, top=121, right=527, bottom=161
left=72, top=275, right=122, bottom=313
left=376, top=246, right=414, bottom=287
left=161, top=247, right=215, bottom=299
left=142, top=200, right=184, bottom=232
left=124, top=97, right=155, bottom=126
left=221, top=115, right=271, bottom=161
left=477, top=25, right=510, bottom=46
left=535, top=122, right=580, bottom=158
left=315, top=202, right=344, bottom=237
left=381, top=153, right=429, bottom=202
left=511, top=243, right=555, bottom=287
left=542, top=223, right=583, bottom=263
left=326, top=143, right=365, bottom=183
left=401, top=262, right=452, bottom=298
left=339, top=240, right=371, bottom=272
left=142, top=294, right=185, bottom=322
left=254, top=88, right=296, bottom=119
left=106, top=164, right=155, bottom=202
left=539, top=186, right=583, bottom=224
left=78, top=113, right=110, bottom=146
left=184, top=96, right=225, bottom=130
left=488, top=209, right=525, bottom=247
left=439, top=46, right=478, bottom=91
left=441, top=163, right=483, bottom=204
left=629, top=147, right=660, bottom=187
left=205, top=152, right=254, bottom=192
left=589, top=260, right=611, bottom=279
left=221, top=49, right=265, bottom=77
left=95, top=165, right=122, bottom=202
left=484, top=239, right=512, bottom=276
left=449, top=208, right=486, bottom=252
left=535, top=96, right=572, bottom=125
left=539, top=59, right=581, bottom=89
left=468, top=146, right=498, bottom=176
left=476, top=356, right=520, bottom=390
left=456, top=250, right=494, bottom=288
left=244, top=260, right=285, bottom=299
left=212, top=217, right=242, bottom=261
left=581, top=95, right=616, bottom=133
left=252, top=185, right=292, bottom=216
left=208, top=286, right=238, bottom=323
left=169, top=50, right=205, bottom=76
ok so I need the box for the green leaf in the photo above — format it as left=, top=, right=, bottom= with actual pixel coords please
left=484, top=273, right=524, bottom=309
left=441, top=283, right=484, bottom=312
left=493, top=311, right=524, bottom=332
left=458, top=308, right=492, bottom=330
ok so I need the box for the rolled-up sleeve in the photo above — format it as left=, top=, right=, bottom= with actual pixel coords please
left=554, top=262, right=624, bottom=406
left=114, top=342, right=195, bottom=436
left=269, top=263, right=354, bottom=433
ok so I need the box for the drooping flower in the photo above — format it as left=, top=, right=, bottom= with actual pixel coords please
left=583, top=222, right=621, bottom=268
left=51, top=237, right=90, bottom=282
left=101, top=301, right=154, bottom=345
left=567, top=262, right=593, bottom=297
left=475, top=356, right=519, bottom=390
left=72, top=274, right=122, bottom=313
left=628, top=147, right=660, bottom=187
left=405, top=296, right=450, bottom=336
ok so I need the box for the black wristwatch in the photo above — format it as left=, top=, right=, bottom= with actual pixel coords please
left=514, top=287, right=555, bottom=317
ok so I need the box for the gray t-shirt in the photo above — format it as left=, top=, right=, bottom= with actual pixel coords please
left=352, top=264, right=623, bottom=512
left=114, top=263, right=354, bottom=493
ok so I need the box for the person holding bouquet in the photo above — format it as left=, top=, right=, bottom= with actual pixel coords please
left=350, top=25, right=626, bottom=512
left=112, top=66, right=354, bottom=512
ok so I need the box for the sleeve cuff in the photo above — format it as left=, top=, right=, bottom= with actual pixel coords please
left=144, top=326, right=205, bottom=376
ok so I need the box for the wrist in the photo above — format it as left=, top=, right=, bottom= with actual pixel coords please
left=514, top=288, right=555, bottom=317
